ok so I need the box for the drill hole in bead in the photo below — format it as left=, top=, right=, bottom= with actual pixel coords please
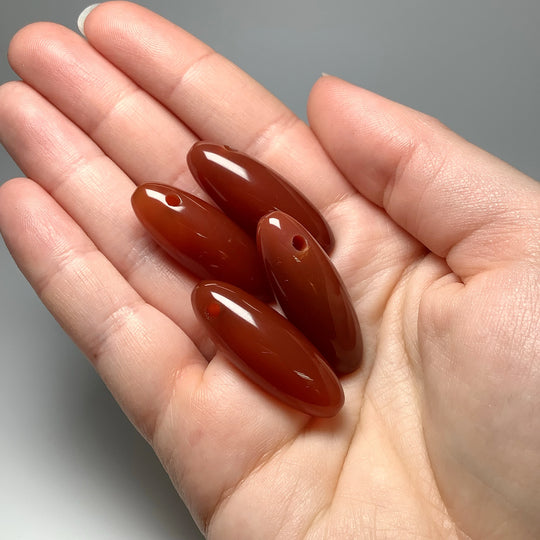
left=206, top=301, right=221, bottom=318
left=165, top=193, right=181, bottom=207
left=292, top=235, right=308, bottom=251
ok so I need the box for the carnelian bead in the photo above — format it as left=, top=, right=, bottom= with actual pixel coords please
left=192, top=280, right=344, bottom=417
left=187, top=142, right=334, bottom=253
left=131, top=183, right=270, bottom=299
left=257, top=211, right=362, bottom=375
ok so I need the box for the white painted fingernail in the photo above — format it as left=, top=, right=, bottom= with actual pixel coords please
left=77, top=4, right=100, bottom=37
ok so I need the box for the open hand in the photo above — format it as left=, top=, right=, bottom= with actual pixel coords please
left=1, top=2, right=539, bottom=538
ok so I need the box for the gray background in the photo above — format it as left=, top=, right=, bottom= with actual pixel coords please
left=1, top=1, right=539, bottom=538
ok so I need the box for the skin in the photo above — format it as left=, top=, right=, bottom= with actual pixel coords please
left=0, top=2, right=539, bottom=538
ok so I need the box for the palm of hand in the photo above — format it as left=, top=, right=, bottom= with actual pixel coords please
left=0, top=3, right=539, bottom=539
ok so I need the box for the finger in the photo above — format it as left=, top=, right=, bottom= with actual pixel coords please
left=0, top=81, right=203, bottom=342
left=0, top=177, right=206, bottom=440
left=78, top=1, right=428, bottom=314
left=308, top=76, right=540, bottom=279
left=5, top=6, right=424, bottom=320
left=8, top=21, right=198, bottom=191
left=9, top=8, right=357, bottom=259
left=81, top=1, right=350, bottom=212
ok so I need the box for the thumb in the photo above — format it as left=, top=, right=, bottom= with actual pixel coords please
left=308, top=76, right=540, bottom=280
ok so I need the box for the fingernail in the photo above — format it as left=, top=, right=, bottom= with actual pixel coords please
left=321, top=72, right=331, bottom=77
left=77, top=3, right=100, bottom=37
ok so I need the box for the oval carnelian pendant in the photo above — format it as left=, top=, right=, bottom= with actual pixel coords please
left=131, top=183, right=270, bottom=299
left=192, top=280, right=344, bottom=417
left=187, top=141, right=334, bottom=252
left=257, top=211, right=362, bottom=375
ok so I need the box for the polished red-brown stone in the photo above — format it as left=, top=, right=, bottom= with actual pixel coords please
left=131, top=183, right=270, bottom=299
left=257, top=211, right=362, bottom=375
left=192, top=280, right=344, bottom=417
left=187, top=141, right=334, bottom=252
